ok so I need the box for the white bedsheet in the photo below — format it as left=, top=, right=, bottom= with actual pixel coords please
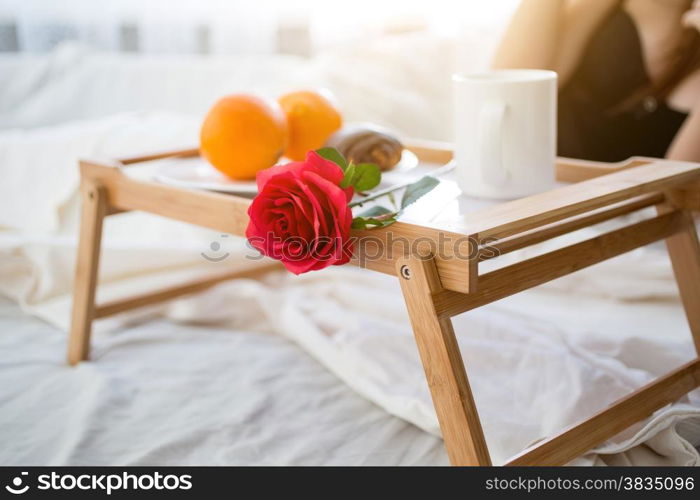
left=3, top=245, right=699, bottom=466
left=0, top=297, right=447, bottom=465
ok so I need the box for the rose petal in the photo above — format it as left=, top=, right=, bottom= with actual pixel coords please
left=305, top=150, right=345, bottom=185
left=255, top=161, right=304, bottom=191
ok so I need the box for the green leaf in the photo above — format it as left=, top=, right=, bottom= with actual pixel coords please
left=351, top=214, right=398, bottom=229
left=351, top=217, right=380, bottom=229
left=352, top=163, right=381, bottom=191
left=352, top=207, right=398, bottom=229
left=316, top=147, right=347, bottom=170
left=401, top=175, right=440, bottom=209
left=340, top=162, right=381, bottom=191
left=339, top=163, right=356, bottom=188
left=357, top=205, right=393, bottom=218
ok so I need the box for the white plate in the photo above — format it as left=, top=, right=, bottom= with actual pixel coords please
left=153, top=150, right=419, bottom=194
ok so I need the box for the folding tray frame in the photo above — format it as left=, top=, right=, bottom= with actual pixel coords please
left=69, top=141, right=700, bottom=465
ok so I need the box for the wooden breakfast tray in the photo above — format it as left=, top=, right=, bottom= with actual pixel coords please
left=69, top=140, right=700, bottom=466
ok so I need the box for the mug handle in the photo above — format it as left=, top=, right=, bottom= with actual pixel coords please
left=478, top=101, right=509, bottom=186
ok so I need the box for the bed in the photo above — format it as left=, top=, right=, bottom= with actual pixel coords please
left=1, top=34, right=699, bottom=466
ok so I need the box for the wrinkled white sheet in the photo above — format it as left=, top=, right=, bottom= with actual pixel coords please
left=165, top=258, right=700, bottom=466
left=0, top=297, right=447, bottom=465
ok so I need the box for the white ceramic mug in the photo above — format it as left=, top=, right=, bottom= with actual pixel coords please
left=453, top=69, right=557, bottom=199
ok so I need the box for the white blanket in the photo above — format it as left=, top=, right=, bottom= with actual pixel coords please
left=165, top=256, right=700, bottom=466
left=1, top=112, right=699, bottom=465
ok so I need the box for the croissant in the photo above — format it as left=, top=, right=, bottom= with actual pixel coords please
left=324, top=123, right=403, bottom=171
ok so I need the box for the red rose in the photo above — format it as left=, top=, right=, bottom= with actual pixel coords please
left=245, top=151, right=355, bottom=274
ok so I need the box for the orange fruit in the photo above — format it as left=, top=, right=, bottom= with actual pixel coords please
left=278, top=90, right=343, bottom=161
left=200, top=94, right=287, bottom=180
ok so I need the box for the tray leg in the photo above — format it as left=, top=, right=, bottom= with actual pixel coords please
left=658, top=206, right=700, bottom=353
left=396, top=255, right=491, bottom=466
left=68, top=182, right=108, bottom=365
